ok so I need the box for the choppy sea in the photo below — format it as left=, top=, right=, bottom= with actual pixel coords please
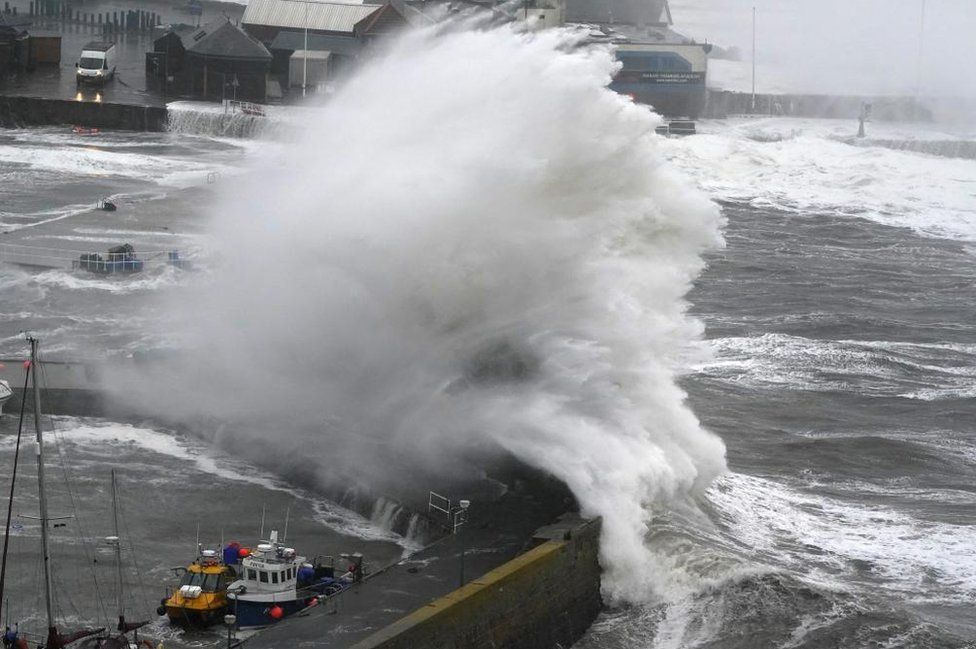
left=2, top=115, right=976, bottom=648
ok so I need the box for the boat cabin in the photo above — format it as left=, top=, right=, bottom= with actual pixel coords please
left=239, top=534, right=305, bottom=593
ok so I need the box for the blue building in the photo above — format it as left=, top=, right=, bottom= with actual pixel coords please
left=543, top=0, right=711, bottom=118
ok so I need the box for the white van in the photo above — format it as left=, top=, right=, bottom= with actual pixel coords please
left=76, top=42, right=117, bottom=85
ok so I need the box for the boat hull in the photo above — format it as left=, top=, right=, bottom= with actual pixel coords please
left=165, top=604, right=227, bottom=628
left=229, top=597, right=311, bottom=629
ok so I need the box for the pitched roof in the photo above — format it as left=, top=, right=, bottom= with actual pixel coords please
left=270, top=30, right=364, bottom=55
left=185, top=18, right=272, bottom=59
left=243, top=0, right=380, bottom=34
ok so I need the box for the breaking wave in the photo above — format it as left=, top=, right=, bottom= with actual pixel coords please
left=150, top=21, right=726, bottom=602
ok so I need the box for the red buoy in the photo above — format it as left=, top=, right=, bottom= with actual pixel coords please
left=269, top=605, right=284, bottom=620
left=239, top=548, right=250, bottom=558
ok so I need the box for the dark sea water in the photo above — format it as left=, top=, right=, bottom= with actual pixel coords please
left=580, top=120, right=976, bottom=648
left=2, top=118, right=976, bottom=649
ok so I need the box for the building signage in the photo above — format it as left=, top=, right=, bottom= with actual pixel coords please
left=639, top=71, right=705, bottom=84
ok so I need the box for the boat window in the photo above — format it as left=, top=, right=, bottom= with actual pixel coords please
left=271, top=572, right=278, bottom=584
left=247, top=569, right=257, bottom=581
left=180, top=572, right=205, bottom=587
left=202, top=574, right=220, bottom=592
left=259, top=571, right=268, bottom=583
left=286, top=568, right=293, bottom=580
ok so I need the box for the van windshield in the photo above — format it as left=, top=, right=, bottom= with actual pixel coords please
left=79, top=57, right=103, bottom=70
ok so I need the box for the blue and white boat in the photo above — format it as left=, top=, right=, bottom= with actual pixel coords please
left=226, top=530, right=361, bottom=629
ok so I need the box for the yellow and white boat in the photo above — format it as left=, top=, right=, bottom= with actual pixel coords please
left=159, top=544, right=244, bottom=628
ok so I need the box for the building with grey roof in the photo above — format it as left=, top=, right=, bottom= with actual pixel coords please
left=146, top=18, right=272, bottom=102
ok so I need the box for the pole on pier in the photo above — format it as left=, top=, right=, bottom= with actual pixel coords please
left=751, top=5, right=757, bottom=113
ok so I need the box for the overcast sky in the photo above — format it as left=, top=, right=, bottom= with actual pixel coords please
left=668, top=0, right=976, bottom=97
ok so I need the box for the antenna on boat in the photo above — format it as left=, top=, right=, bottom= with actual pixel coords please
left=196, top=523, right=200, bottom=553
left=282, top=507, right=290, bottom=543
left=259, top=505, right=266, bottom=541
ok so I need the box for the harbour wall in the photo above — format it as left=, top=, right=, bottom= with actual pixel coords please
left=0, top=94, right=167, bottom=130
left=703, top=89, right=967, bottom=122
left=351, top=515, right=602, bottom=649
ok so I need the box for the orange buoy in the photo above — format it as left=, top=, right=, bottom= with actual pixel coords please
left=269, top=605, right=284, bottom=620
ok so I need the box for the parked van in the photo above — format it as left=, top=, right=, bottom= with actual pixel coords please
left=76, top=41, right=117, bottom=85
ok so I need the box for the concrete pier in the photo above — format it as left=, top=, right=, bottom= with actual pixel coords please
left=241, top=511, right=601, bottom=649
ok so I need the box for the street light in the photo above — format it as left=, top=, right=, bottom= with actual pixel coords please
left=458, top=500, right=470, bottom=588
left=303, top=0, right=309, bottom=97
left=224, top=614, right=236, bottom=649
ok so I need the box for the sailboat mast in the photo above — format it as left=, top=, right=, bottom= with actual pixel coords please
left=29, top=337, right=56, bottom=640
left=0, top=358, right=32, bottom=625
left=111, top=470, right=124, bottom=627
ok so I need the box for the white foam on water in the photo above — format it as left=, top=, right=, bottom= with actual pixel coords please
left=31, top=267, right=184, bottom=294
left=157, top=21, right=728, bottom=603
left=662, top=118, right=976, bottom=242
left=698, top=332, right=976, bottom=398
left=0, top=137, right=238, bottom=189
left=708, top=472, right=976, bottom=600
left=72, top=227, right=190, bottom=239
left=37, top=418, right=405, bottom=545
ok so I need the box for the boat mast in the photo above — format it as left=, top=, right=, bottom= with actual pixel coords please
left=110, top=470, right=124, bottom=630
left=0, top=356, right=32, bottom=627
left=29, top=337, right=58, bottom=647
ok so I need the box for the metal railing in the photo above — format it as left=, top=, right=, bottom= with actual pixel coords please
left=0, top=243, right=190, bottom=271
left=427, top=491, right=468, bottom=534
left=223, top=100, right=266, bottom=117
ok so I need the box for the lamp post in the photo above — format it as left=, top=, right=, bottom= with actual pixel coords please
left=458, top=499, right=470, bottom=588
left=915, top=0, right=926, bottom=102
left=302, top=0, right=309, bottom=97
left=750, top=5, right=756, bottom=113
left=224, top=614, right=236, bottom=649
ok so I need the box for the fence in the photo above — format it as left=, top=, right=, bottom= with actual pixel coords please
left=0, top=243, right=189, bottom=271
left=25, top=0, right=163, bottom=34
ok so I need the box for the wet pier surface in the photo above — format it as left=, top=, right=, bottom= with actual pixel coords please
left=0, top=0, right=244, bottom=105
left=241, top=480, right=576, bottom=648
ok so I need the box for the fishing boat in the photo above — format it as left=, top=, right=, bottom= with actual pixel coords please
left=226, top=530, right=361, bottom=629
left=159, top=543, right=241, bottom=628
left=0, top=379, right=11, bottom=415
left=0, top=339, right=152, bottom=649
